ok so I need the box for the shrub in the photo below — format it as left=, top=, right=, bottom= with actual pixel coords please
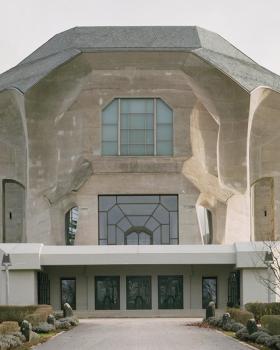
left=227, top=308, right=254, bottom=325
left=0, top=305, right=53, bottom=324
left=0, top=321, right=20, bottom=335
left=261, top=315, right=280, bottom=335
left=245, top=303, right=280, bottom=323
left=0, top=333, right=23, bottom=349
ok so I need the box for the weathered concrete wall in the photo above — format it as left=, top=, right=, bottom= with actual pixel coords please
left=241, top=268, right=272, bottom=305
left=24, top=53, right=209, bottom=245
left=252, top=178, right=274, bottom=241
left=0, top=270, right=37, bottom=305
left=1, top=51, right=273, bottom=245
left=3, top=181, right=25, bottom=243
left=224, top=194, right=250, bottom=243
left=0, top=90, right=27, bottom=243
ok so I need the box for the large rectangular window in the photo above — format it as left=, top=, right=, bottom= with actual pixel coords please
left=95, top=276, right=120, bottom=310
left=202, top=277, right=217, bottom=309
left=158, top=276, right=183, bottom=309
left=98, top=195, right=178, bottom=245
left=61, top=278, right=76, bottom=310
left=126, top=276, right=152, bottom=310
left=102, top=98, right=173, bottom=156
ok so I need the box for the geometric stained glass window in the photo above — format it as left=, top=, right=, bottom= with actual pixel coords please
left=61, top=278, right=76, bottom=310
left=158, top=276, right=183, bottom=309
left=126, top=276, right=152, bottom=310
left=65, top=207, right=79, bottom=245
left=202, top=277, right=217, bottom=309
left=95, top=276, right=120, bottom=310
left=102, top=98, right=173, bottom=156
left=98, top=195, right=178, bottom=245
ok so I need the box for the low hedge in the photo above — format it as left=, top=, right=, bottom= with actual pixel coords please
left=0, top=305, right=53, bottom=323
left=261, top=315, right=280, bottom=335
left=0, top=321, right=20, bottom=335
left=227, top=308, right=254, bottom=325
left=245, top=303, right=280, bottom=323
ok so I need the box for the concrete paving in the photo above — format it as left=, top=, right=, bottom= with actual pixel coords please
left=34, top=318, right=252, bottom=350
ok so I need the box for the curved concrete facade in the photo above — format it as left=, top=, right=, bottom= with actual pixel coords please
left=0, top=26, right=279, bottom=315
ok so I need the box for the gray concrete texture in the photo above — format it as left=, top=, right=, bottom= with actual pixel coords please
left=34, top=318, right=251, bottom=350
left=0, top=27, right=280, bottom=245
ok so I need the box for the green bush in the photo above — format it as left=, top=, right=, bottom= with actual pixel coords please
left=245, top=303, right=280, bottom=323
left=261, top=315, right=280, bottom=335
left=0, top=305, right=53, bottom=323
left=0, top=321, right=20, bottom=335
left=227, top=308, right=254, bottom=325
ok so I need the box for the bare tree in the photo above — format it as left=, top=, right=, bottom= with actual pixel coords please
left=256, top=241, right=280, bottom=300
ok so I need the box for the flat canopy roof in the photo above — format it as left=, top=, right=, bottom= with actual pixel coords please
left=0, top=242, right=267, bottom=270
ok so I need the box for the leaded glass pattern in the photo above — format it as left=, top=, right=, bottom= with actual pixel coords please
left=95, top=276, right=120, bottom=310
left=61, top=278, right=76, bottom=310
left=158, top=276, right=183, bottom=309
left=126, top=276, right=152, bottom=310
left=202, top=277, right=217, bottom=309
left=102, top=98, right=173, bottom=156
left=98, top=195, right=178, bottom=245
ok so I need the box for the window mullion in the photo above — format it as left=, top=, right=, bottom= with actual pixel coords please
left=154, top=98, right=157, bottom=156
left=118, top=98, right=121, bottom=155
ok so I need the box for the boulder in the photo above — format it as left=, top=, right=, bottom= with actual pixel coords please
left=63, top=303, right=73, bottom=318
left=222, top=313, right=233, bottom=331
left=33, top=322, right=55, bottom=333
left=246, top=319, right=258, bottom=335
left=206, top=301, right=215, bottom=319
left=47, top=314, right=56, bottom=326
left=20, top=320, right=32, bottom=342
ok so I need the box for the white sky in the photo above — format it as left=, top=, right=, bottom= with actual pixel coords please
left=0, top=0, right=280, bottom=75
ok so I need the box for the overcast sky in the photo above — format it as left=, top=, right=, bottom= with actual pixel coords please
left=0, top=0, right=280, bottom=75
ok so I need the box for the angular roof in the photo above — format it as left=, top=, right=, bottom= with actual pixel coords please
left=0, top=26, right=280, bottom=93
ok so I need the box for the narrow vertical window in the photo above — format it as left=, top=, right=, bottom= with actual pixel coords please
left=202, top=277, right=217, bottom=309
left=61, top=278, right=76, bottom=310
left=102, top=98, right=173, bottom=156
left=65, top=207, right=79, bottom=245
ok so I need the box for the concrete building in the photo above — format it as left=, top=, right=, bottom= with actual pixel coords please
left=0, top=26, right=279, bottom=316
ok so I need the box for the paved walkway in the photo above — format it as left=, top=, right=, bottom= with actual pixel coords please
left=35, top=318, right=252, bottom=350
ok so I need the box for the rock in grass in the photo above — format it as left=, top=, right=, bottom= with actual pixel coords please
left=206, top=301, right=215, bottom=319
left=246, top=319, right=258, bottom=335
left=20, top=320, right=32, bottom=342
left=33, top=322, right=55, bottom=333
left=47, top=314, right=56, bottom=326
left=63, top=303, right=73, bottom=318
left=222, top=313, right=233, bottom=331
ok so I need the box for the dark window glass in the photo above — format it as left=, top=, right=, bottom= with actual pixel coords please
left=202, top=277, right=217, bottom=309
left=158, top=276, right=183, bottom=309
left=98, top=195, right=178, bottom=245
left=95, top=276, right=120, bottom=310
left=61, top=278, right=76, bottom=310
left=65, top=207, right=79, bottom=245
left=126, top=276, right=152, bottom=310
